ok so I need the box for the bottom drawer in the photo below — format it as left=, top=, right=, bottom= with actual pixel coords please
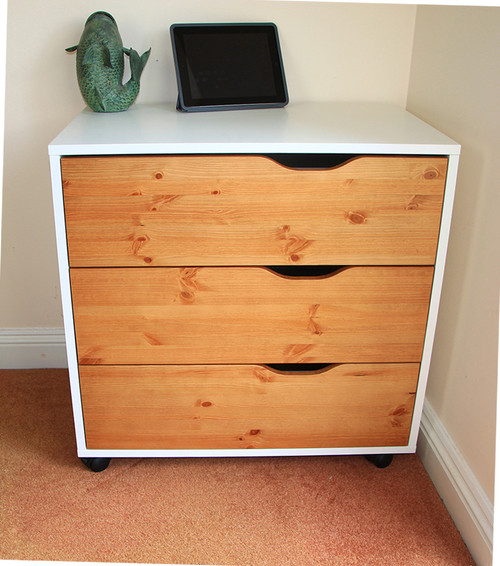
left=80, top=363, right=419, bottom=450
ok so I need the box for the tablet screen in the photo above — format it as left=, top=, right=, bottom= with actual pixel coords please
left=171, top=24, right=288, bottom=111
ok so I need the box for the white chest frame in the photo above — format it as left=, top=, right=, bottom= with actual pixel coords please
left=49, top=102, right=460, bottom=461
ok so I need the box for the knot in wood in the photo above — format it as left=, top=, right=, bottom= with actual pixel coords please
left=255, top=368, right=273, bottom=382
left=423, top=168, right=439, bottom=180
left=390, top=405, right=408, bottom=418
left=406, top=195, right=424, bottom=211
left=180, top=290, right=194, bottom=303
left=346, top=211, right=366, bottom=225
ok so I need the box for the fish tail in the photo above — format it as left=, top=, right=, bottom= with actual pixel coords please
left=125, top=47, right=151, bottom=82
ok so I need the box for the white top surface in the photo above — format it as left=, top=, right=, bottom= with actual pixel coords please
left=48, top=101, right=460, bottom=156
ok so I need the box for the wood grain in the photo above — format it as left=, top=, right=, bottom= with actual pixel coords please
left=62, top=155, right=447, bottom=266
left=70, top=266, right=433, bottom=365
left=79, top=363, right=419, bottom=450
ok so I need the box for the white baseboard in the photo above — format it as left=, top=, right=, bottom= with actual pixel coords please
left=0, top=328, right=67, bottom=369
left=418, top=399, right=493, bottom=566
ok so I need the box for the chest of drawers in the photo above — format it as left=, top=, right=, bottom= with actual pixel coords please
left=49, top=103, right=460, bottom=471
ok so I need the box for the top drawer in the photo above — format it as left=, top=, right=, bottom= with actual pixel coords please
left=61, top=154, right=447, bottom=267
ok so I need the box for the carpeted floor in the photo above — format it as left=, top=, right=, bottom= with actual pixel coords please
left=0, top=368, right=476, bottom=565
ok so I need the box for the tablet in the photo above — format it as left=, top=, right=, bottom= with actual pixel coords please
left=170, top=23, right=289, bottom=112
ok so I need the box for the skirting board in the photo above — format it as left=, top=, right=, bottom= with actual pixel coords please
left=418, top=399, right=493, bottom=566
left=0, top=328, right=67, bottom=369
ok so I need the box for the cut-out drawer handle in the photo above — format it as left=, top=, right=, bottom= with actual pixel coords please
left=264, top=363, right=334, bottom=374
left=265, top=153, right=358, bottom=170
left=264, top=266, right=344, bottom=279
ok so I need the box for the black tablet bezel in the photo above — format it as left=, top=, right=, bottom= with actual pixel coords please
left=170, top=23, right=289, bottom=112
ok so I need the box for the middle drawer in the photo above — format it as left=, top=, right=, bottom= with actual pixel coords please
left=71, top=266, right=433, bottom=365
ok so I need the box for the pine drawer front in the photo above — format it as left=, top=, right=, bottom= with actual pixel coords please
left=70, top=266, right=433, bottom=365
left=79, top=363, right=419, bottom=450
left=62, top=154, right=447, bottom=267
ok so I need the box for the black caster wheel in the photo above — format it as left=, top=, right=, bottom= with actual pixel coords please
left=365, top=454, right=394, bottom=469
left=81, top=457, right=111, bottom=472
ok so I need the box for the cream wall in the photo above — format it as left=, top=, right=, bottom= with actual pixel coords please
left=0, top=0, right=416, bottom=330
left=407, top=5, right=499, bottom=506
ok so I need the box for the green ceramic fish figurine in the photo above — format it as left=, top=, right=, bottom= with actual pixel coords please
left=66, top=11, right=151, bottom=112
